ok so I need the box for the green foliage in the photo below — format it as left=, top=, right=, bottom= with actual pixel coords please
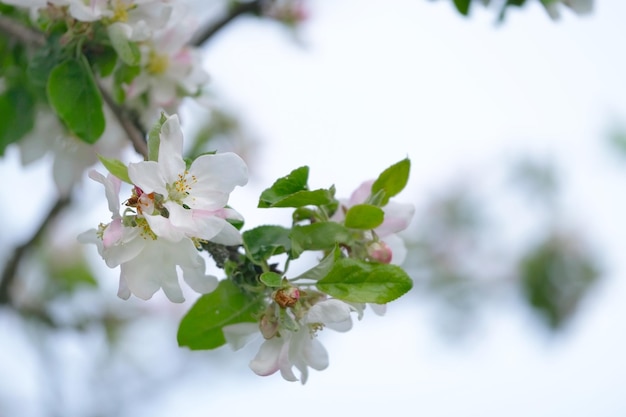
left=258, top=166, right=335, bottom=208
left=290, top=222, right=354, bottom=258
left=242, top=225, right=291, bottom=264
left=371, top=158, right=410, bottom=206
left=453, top=0, right=471, bottom=15
left=317, top=258, right=413, bottom=303
left=148, top=112, right=168, bottom=162
left=178, top=280, right=263, bottom=350
left=107, top=24, right=141, bottom=66
left=98, top=155, right=132, bottom=183
left=0, top=86, right=35, bottom=155
left=344, top=204, right=384, bottom=229
left=519, top=235, right=600, bottom=330
left=112, top=63, right=140, bottom=103
left=27, top=35, right=66, bottom=98
left=47, top=56, right=105, bottom=144
left=260, top=271, right=283, bottom=287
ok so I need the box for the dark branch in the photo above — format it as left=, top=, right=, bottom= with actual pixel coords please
left=0, top=197, right=71, bottom=306
left=191, top=0, right=263, bottom=46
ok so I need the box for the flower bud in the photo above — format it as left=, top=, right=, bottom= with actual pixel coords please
left=367, top=241, right=392, bottom=264
left=273, top=286, right=301, bottom=309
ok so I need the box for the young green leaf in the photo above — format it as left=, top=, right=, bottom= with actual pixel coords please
left=344, top=204, right=384, bottom=229
left=177, top=280, right=263, bottom=350
left=317, top=258, right=413, bottom=303
left=293, top=246, right=342, bottom=281
left=290, top=222, right=354, bottom=258
left=107, top=24, right=141, bottom=66
left=243, top=225, right=292, bottom=263
left=371, top=158, right=411, bottom=206
left=47, top=56, right=105, bottom=143
left=97, top=155, right=132, bottom=183
left=0, top=86, right=35, bottom=155
left=258, top=166, right=309, bottom=207
left=260, top=272, right=283, bottom=287
left=147, top=112, right=167, bottom=161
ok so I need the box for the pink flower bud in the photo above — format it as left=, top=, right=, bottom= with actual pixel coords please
left=368, top=241, right=392, bottom=264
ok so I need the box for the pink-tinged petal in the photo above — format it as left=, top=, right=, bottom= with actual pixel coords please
left=349, top=180, right=374, bottom=205
left=157, top=115, right=186, bottom=179
left=302, top=337, right=329, bottom=371
left=102, top=218, right=123, bottom=248
left=165, top=203, right=227, bottom=241
left=375, top=201, right=415, bottom=236
left=277, top=339, right=298, bottom=382
left=102, top=227, right=144, bottom=267
left=250, top=338, right=284, bottom=377
left=382, top=233, right=407, bottom=266
left=188, top=152, right=248, bottom=196
left=223, top=323, right=259, bottom=351
left=128, top=161, right=168, bottom=195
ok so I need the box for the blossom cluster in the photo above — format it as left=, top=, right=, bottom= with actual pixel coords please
left=80, top=114, right=248, bottom=302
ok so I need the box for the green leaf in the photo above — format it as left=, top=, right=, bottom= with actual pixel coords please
left=178, top=280, right=263, bottom=350
left=147, top=112, right=167, bottom=161
left=243, top=225, right=292, bottom=263
left=293, top=246, right=341, bottom=281
left=258, top=166, right=306, bottom=207
left=453, top=0, right=471, bottom=15
left=90, top=46, right=118, bottom=77
left=371, top=158, right=411, bottom=206
left=0, top=86, right=35, bottom=155
left=344, top=204, right=384, bottom=230
left=98, top=155, right=131, bottom=183
left=112, top=63, right=140, bottom=102
left=260, top=272, right=283, bottom=287
left=47, top=56, right=105, bottom=143
left=317, top=258, right=413, bottom=303
left=27, top=36, right=66, bottom=96
left=107, top=24, right=140, bottom=66
left=290, top=222, right=354, bottom=258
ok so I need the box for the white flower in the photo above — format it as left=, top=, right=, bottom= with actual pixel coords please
left=128, top=114, right=247, bottom=244
left=247, top=299, right=355, bottom=384
left=335, top=179, right=414, bottom=265
left=17, top=108, right=126, bottom=197
left=123, top=17, right=208, bottom=108
left=78, top=169, right=218, bottom=303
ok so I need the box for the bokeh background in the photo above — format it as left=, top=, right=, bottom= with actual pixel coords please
left=1, top=0, right=626, bottom=416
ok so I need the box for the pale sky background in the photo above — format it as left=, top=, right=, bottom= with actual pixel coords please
left=2, top=0, right=626, bottom=416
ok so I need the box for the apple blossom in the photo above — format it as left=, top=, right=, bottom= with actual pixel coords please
left=335, top=179, right=415, bottom=265
left=127, top=114, right=248, bottom=244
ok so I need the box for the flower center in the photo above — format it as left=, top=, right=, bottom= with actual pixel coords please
left=167, top=171, right=197, bottom=203
left=147, top=51, right=170, bottom=75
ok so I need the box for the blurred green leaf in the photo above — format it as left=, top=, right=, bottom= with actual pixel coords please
left=371, top=158, right=410, bottom=206
left=47, top=56, right=105, bottom=143
left=0, top=85, right=35, bottom=155
left=178, top=280, right=263, bottom=350
left=344, top=204, right=384, bottom=229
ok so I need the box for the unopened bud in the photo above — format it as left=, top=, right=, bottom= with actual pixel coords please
left=273, top=287, right=301, bottom=309
left=367, top=241, right=392, bottom=264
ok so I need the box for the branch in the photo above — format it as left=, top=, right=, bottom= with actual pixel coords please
left=191, top=0, right=263, bottom=46
left=99, top=86, right=149, bottom=159
left=0, top=14, right=45, bottom=46
left=0, top=196, right=71, bottom=306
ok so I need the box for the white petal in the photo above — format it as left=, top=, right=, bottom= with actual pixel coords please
left=223, top=323, right=259, bottom=351
left=305, top=299, right=354, bottom=324
left=382, top=233, right=407, bottom=266
left=157, top=115, right=186, bottom=180
left=249, top=338, right=283, bottom=377
left=143, top=213, right=186, bottom=242
left=376, top=201, right=415, bottom=236
left=188, top=152, right=248, bottom=200
left=183, top=271, right=217, bottom=295
left=128, top=160, right=167, bottom=195
left=349, top=180, right=374, bottom=205
left=208, top=221, right=243, bottom=245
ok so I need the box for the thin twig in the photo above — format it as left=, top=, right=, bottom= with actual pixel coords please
left=0, top=197, right=71, bottom=306
left=99, top=86, right=149, bottom=159
left=191, top=0, right=263, bottom=46
left=0, top=14, right=45, bottom=46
